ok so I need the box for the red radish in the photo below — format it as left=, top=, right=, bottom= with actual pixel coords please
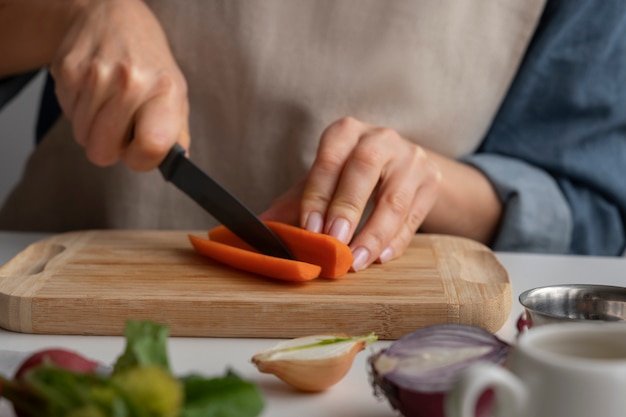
left=14, top=348, right=100, bottom=379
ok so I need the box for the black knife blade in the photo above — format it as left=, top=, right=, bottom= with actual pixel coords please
left=159, top=143, right=295, bottom=260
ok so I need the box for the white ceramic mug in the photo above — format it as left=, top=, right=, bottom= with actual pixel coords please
left=445, top=322, right=626, bottom=417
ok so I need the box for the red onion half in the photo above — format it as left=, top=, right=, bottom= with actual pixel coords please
left=369, top=324, right=510, bottom=417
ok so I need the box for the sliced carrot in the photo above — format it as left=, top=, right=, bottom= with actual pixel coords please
left=189, top=234, right=321, bottom=282
left=208, top=221, right=353, bottom=279
left=265, top=221, right=353, bottom=278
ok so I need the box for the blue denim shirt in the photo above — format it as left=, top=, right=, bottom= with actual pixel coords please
left=463, top=0, right=626, bottom=256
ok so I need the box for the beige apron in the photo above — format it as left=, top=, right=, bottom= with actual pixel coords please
left=0, top=0, right=545, bottom=231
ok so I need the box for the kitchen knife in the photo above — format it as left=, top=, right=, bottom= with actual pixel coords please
left=159, top=143, right=295, bottom=260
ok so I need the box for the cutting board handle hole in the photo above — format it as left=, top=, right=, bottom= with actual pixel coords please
left=29, top=243, right=66, bottom=275
left=0, top=242, right=66, bottom=277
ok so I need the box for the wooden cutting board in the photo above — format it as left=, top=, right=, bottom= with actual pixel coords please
left=0, top=230, right=511, bottom=339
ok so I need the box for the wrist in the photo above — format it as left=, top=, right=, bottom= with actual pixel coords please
left=419, top=151, right=502, bottom=245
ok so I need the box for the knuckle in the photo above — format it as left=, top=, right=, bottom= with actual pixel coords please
left=371, top=126, right=399, bottom=140
left=408, top=144, right=428, bottom=165
left=406, top=208, right=427, bottom=233
left=333, top=116, right=361, bottom=131
left=84, top=58, right=111, bottom=87
left=51, top=53, right=75, bottom=77
left=328, top=193, right=369, bottom=226
left=152, top=70, right=187, bottom=98
left=52, top=54, right=82, bottom=89
left=382, top=190, right=412, bottom=217
left=334, top=198, right=364, bottom=216
left=422, top=160, right=443, bottom=188
left=115, top=61, right=144, bottom=95
left=408, top=146, right=442, bottom=186
left=363, top=230, right=386, bottom=253
left=113, top=63, right=188, bottom=103
left=430, top=162, right=443, bottom=185
left=303, top=189, right=332, bottom=208
left=352, top=145, right=383, bottom=170
left=152, top=70, right=174, bottom=92
left=313, top=149, right=346, bottom=174
left=324, top=116, right=362, bottom=139
left=413, top=143, right=427, bottom=157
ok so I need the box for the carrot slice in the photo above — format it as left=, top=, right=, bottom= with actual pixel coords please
left=208, top=221, right=354, bottom=279
left=189, top=234, right=321, bottom=282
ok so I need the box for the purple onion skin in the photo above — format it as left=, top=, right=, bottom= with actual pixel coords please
left=369, top=351, right=453, bottom=417
left=369, top=324, right=508, bottom=417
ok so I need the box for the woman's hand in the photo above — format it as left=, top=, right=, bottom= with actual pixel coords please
left=262, top=117, right=442, bottom=271
left=50, top=0, right=189, bottom=171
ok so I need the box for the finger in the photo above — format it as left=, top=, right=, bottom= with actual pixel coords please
left=123, top=87, right=188, bottom=171
left=349, top=147, right=441, bottom=271
left=71, top=61, right=119, bottom=158
left=178, top=98, right=191, bottom=151
left=300, top=117, right=364, bottom=234
left=322, top=127, right=397, bottom=243
left=85, top=62, right=185, bottom=166
left=49, top=20, right=95, bottom=123
left=84, top=86, right=143, bottom=167
left=51, top=67, right=82, bottom=123
left=374, top=168, right=441, bottom=266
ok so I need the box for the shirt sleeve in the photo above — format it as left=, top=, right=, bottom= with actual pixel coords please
left=465, top=0, right=626, bottom=256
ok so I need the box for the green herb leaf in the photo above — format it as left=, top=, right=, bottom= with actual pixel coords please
left=180, top=370, right=264, bottom=417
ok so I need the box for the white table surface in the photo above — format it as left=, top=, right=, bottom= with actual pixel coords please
left=0, top=231, right=624, bottom=417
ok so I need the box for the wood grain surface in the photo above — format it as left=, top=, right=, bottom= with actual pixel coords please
left=0, top=230, right=511, bottom=339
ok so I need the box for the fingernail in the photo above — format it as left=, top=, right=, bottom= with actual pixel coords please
left=351, top=247, right=371, bottom=271
left=328, top=218, right=351, bottom=243
left=305, top=211, right=324, bottom=233
left=378, top=246, right=394, bottom=264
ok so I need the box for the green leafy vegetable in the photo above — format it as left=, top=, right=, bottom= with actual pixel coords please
left=0, top=320, right=265, bottom=417
left=113, top=320, right=170, bottom=373
left=181, top=371, right=264, bottom=417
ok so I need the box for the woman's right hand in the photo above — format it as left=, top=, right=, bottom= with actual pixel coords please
left=50, top=0, right=189, bottom=171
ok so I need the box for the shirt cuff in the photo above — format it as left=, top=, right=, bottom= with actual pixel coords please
left=461, top=153, right=573, bottom=253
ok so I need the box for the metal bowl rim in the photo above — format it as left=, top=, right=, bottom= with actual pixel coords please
left=519, top=284, right=626, bottom=321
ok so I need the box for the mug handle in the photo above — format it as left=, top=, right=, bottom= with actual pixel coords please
left=445, top=362, right=528, bottom=417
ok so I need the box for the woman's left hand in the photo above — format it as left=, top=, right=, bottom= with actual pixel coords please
left=261, top=117, right=442, bottom=271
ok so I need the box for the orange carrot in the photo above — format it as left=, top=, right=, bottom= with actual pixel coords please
left=188, top=234, right=321, bottom=282
left=208, top=221, right=353, bottom=279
